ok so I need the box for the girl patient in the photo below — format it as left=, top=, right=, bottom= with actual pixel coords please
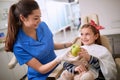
left=58, top=23, right=117, bottom=80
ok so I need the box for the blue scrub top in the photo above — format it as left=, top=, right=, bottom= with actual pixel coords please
left=13, top=22, right=57, bottom=80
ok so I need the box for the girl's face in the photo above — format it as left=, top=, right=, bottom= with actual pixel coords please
left=20, top=9, right=41, bottom=29
left=80, top=28, right=98, bottom=45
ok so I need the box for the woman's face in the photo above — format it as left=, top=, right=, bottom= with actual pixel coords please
left=80, top=27, right=98, bottom=45
left=21, top=9, right=41, bottom=29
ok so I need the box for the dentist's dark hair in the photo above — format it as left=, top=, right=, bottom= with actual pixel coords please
left=5, top=0, right=39, bottom=52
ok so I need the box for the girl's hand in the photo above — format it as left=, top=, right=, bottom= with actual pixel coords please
left=74, top=64, right=87, bottom=74
left=78, top=48, right=91, bottom=61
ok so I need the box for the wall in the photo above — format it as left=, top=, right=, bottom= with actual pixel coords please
left=79, top=0, right=120, bottom=32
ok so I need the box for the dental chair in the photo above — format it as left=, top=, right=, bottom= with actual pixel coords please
left=47, top=14, right=120, bottom=80
left=47, top=35, right=120, bottom=80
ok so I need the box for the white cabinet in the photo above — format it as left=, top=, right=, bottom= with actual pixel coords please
left=36, top=0, right=77, bottom=33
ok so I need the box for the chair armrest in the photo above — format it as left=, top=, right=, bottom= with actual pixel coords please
left=115, top=58, right=120, bottom=69
left=8, top=55, right=18, bottom=69
left=47, top=62, right=64, bottom=80
left=115, top=58, right=120, bottom=80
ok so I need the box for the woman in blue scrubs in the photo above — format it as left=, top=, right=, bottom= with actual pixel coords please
left=5, top=0, right=72, bottom=80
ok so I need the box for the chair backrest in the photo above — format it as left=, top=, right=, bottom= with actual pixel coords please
left=100, top=35, right=112, bottom=53
left=81, top=14, right=99, bottom=26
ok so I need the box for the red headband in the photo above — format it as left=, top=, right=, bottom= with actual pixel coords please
left=90, top=20, right=104, bottom=30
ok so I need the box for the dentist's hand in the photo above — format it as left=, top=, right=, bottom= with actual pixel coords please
left=55, top=51, right=80, bottom=63
left=55, top=52, right=68, bottom=63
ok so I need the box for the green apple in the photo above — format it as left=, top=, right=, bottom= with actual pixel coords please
left=71, top=44, right=80, bottom=57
